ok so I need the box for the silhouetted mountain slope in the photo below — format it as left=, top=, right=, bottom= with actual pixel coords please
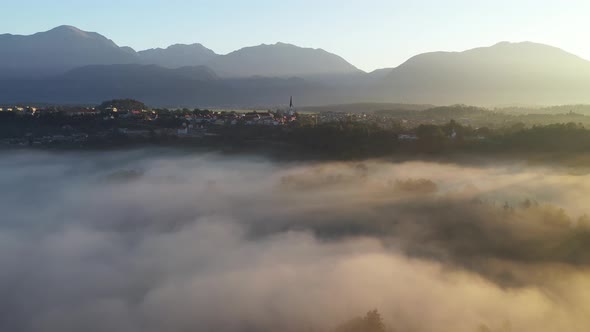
left=0, top=26, right=363, bottom=81
left=367, top=68, right=393, bottom=79
left=0, top=68, right=323, bottom=107
left=0, top=26, right=138, bottom=78
left=63, top=64, right=218, bottom=81
left=206, top=42, right=362, bottom=78
left=378, top=42, right=590, bottom=105
left=138, top=44, right=218, bottom=68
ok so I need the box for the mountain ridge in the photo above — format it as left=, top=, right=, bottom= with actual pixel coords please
left=0, top=25, right=138, bottom=78
left=378, top=41, right=590, bottom=105
left=0, top=26, right=362, bottom=79
left=206, top=42, right=362, bottom=78
left=2, top=26, right=590, bottom=107
left=138, top=43, right=218, bottom=68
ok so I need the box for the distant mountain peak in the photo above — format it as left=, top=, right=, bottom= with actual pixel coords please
left=491, top=41, right=521, bottom=47
left=137, top=43, right=218, bottom=68
left=44, top=25, right=96, bottom=39
left=491, top=40, right=543, bottom=47
left=269, top=42, right=297, bottom=47
left=1, top=25, right=91, bottom=39
left=209, top=42, right=360, bottom=77
left=144, top=43, right=212, bottom=52
left=0, top=25, right=137, bottom=78
left=471, top=41, right=576, bottom=55
left=173, top=43, right=207, bottom=49
left=253, top=42, right=325, bottom=51
left=49, top=25, right=83, bottom=33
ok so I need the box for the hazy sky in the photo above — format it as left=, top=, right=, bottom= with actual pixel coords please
left=1, top=0, right=589, bottom=71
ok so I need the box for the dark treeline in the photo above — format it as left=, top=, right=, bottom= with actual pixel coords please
left=0, top=106, right=181, bottom=139
left=278, top=120, right=590, bottom=159
left=4, top=103, right=590, bottom=160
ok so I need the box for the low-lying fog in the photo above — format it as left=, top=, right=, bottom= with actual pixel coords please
left=1, top=150, right=590, bottom=332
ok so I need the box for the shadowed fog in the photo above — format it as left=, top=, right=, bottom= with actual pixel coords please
left=1, top=150, right=590, bottom=332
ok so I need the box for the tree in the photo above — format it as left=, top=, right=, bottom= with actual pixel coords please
left=333, top=310, right=389, bottom=332
left=364, top=310, right=387, bottom=332
left=416, top=124, right=447, bottom=152
left=97, top=99, right=148, bottom=111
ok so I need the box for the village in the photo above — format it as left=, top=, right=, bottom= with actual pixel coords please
left=4, top=99, right=590, bottom=151
left=0, top=99, right=301, bottom=147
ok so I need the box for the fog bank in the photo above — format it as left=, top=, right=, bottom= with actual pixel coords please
left=1, top=150, right=590, bottom=332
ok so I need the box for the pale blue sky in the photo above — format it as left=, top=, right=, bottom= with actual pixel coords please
left=1, top=0, right=589, bottom=71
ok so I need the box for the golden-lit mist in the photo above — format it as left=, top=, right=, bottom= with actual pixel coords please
left=1, top=150, right=590, bottom=332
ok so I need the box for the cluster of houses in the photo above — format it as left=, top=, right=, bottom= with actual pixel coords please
left=61, top=105, right=299, bottom=128
left=315, top=111, right=401, bottom=129
left=0, top=106, right=38, bottom=115
left=1, top=98, right=304, bottom=147
left=182, top=110, right=297, bottom=126
left=102, top=107, right=154, bottom=120
left=0, top=105, right=105, bottom=117
left=174, top=110, right=298, bottom=137
left=0, top=105, right=153, bottom=118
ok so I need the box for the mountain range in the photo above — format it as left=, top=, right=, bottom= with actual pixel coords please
left=0, top=25, right=359, bottom=79
left=1, top=25, right=590, bottom=107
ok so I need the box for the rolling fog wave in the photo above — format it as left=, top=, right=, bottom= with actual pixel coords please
left=1, top=150, right=590, bottom=332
